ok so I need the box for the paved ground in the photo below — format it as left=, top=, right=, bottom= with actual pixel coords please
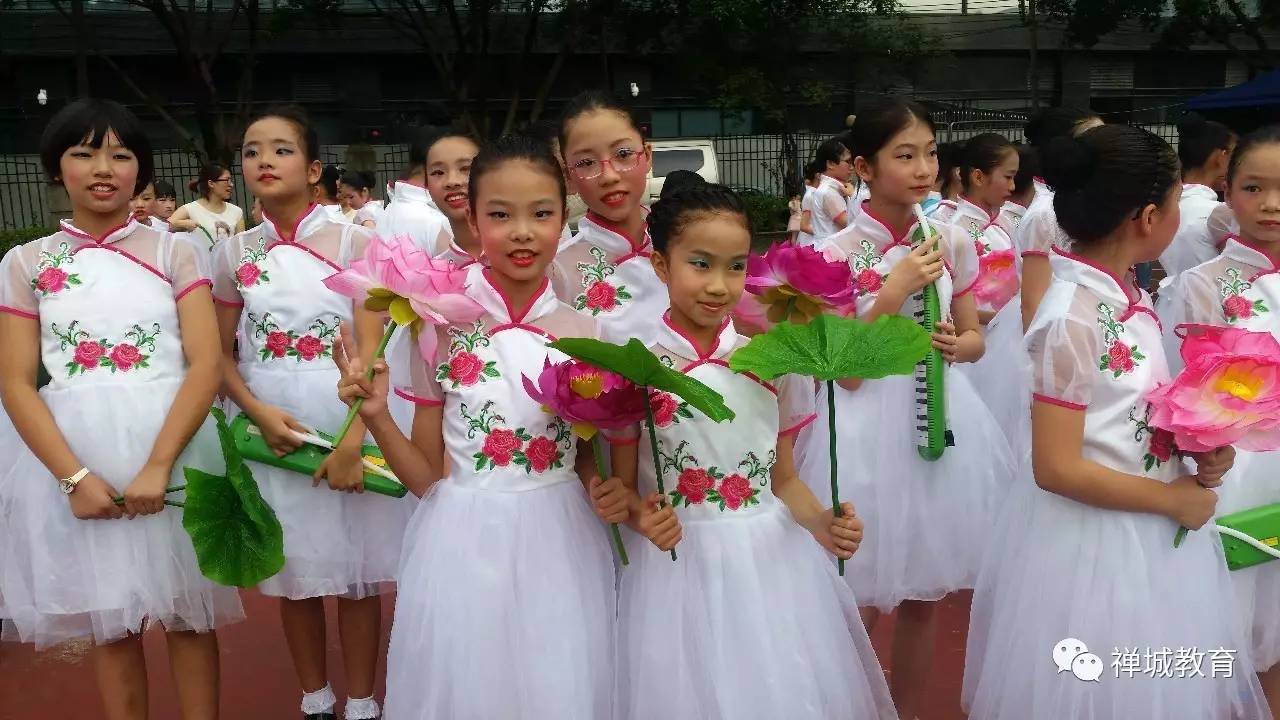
left=0, top=590, right=972, bottom=719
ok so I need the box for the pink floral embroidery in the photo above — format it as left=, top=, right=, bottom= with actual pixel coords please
left=1129, top=404, right=1179, bottom=472
left=1218, top=269, right=1268, bottom=323
left=716, top=474, right=753, bottom=510
left=294, top=335, right=325, bottom=361
left=574, top=246, right=632, bottom=315
left=705, top=450, right=772, bottom=511
left=1096, top=304, right=1144, bottom=378
left=265, top=331, right=292, bottom=358
left=855, top=268, right=882, bottom=294
left=30, top=243, right=81, bottom=296
left=660, top=445, right=774, bottom=512
left=234, top=245, right=270, bottom=288
left=436, top=321, right=499, bottom=388
left=461, top=402, right=571, bottom=474
left=52, top=321, right=159, bottom=377
left=649, top=390, right=692, bottom=427
left=248, top=312, right=339, bottom=362
left=676, top=467, right=715, bottom=504
left=849, top=239, right=884, bottom=298
left=482, top=428, right=522, bottom=467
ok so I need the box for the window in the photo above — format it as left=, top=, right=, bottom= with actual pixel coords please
left=651, top=149, right=705, bottom=178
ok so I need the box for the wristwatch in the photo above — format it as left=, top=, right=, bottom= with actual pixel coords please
left=59, top=467, right=89, bottom=495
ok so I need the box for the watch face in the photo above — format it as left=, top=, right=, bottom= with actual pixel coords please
left=59, top=479, right=74, bottom=494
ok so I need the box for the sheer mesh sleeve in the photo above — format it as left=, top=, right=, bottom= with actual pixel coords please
left=165, top=233, right=213, bottom=300
left=1025, top=307, right=1099, bottom=410
left=944, top=224, right=980, bottom=297
left=1207, top=204, right=1237, bottom=245
left=401, top=325, right=446, bottom=406
left=0, top=242, right=38, bottom=318
left=775, top=373, right=817, bottom=436
left=821, top=187, right=847, bottom=223
left=1158, top=266, right=1223, bottom=374
left=211, top=233, right=244, bottom=306
left=1015, top=204, right=1066, bottom=257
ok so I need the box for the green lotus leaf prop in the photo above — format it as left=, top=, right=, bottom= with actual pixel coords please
left=549, top=337, right=736, bottom=561
left=181, top=406, right=286, bottom=587
left=729, top=314, right=931, bottom=574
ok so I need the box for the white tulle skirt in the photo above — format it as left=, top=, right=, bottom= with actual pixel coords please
left=239, top=364, right=415, bottom=600
left=0, top=381, right=244, bottom=649
left=962, top=298, right=1032, bottom=467
left=797, top=371, right=1016, bottom=612
left=963, top=476, right=1269, bottom=719
left=1216, top=449, right=1280, bottom=672
left=616, top=504, right=896, bottom=720
left=384, top=479, right=616, bottom=720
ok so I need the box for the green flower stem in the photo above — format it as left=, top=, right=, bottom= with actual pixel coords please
left=592, top=433, right=629, bottom=566
left=827, top=379, right=844, bottom=576
left=785, top=295, right=798, bottom=323
left=332, top=321, right=397, bottom=448
left=1174, top=526, right=1189, bottom=548
left=645, top=388, right=678, bottom=561
left=112, top=483, right=187, bottom=510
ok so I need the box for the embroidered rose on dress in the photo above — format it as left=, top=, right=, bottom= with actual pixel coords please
left=30, top=243, right=81, bottom=296
left=675, top=467, right=715, bottom=504
left=293, top=335, right=325, bottom=361
left=715, top=474, right=754, bottom=510
left=52, top=321, right=159, bottom=377
left=849, top=240, right=885, bottom=298
left=265, top=331, right=292, bottom=358
left=855, top=268, right=883, bottom=294
left=248, top=312, right=339, bottom=362
left=574, top=246, right=632, bottom=315
left=482, top=428, right=522, bottom=467
left=649, top=390, right=693, bottom=427
left=1217, top=269, right=1268, bottom=323
left=1096, top=304, right=1145, bottom=378
left=1129, top=404, right=1178, bottom=472
left=235, top=245, right=270, bottom=288
left=520, top=436, right=562, bottom=473
left=436, top=321, right=500, bottom=389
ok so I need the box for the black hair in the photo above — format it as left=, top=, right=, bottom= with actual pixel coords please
left=424, top=129, right=480, bottom=165
left=317, top=164, right=341, bottom=201
left=803, top=160, right=821, bottom=183
left=467, top=133, right=567, bottom=213
left=1012, top=144, right=1040, bottom=198
left=1227, top=124, right=1280, bottom=186
left=1043, top=124, right=1179, bottom=245
left=936, top=141, right=963, bottom=195
left=959, top=133, right=1016, bottom=192
left=153, top=178, right=176, bottom=200
left=648, top=183, right=752, bottom=254
left=40, top=98, right=154, bottom=195
left=660, top=169, right=706, bottom=199
left=558, top=90, right=643, bottom=156
left=814, top=137, right=849, bottom=173
left=848, top=99, right=936, bottom=164
left=338, top=169, right=376, bottom=193
left=189, top=162, right=230, bottom=197
left=248, top=104, right=320, bottom=164
left=1024, top=106, right=1100, bottom=149
left=1176, top=112, right=1235, bottom=173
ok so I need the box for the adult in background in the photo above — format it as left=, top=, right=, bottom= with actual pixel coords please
left=168, top=163, right=245, bottom=248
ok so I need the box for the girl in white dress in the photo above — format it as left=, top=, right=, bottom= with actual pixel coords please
left=554, top=91, right=668, bottom=345
left=605, top=182, right=897, bottom=720
left=213, top=106, right=412, bottom=720
left=1158, top=113, right=1237, bottom=280
left=963, top=123, right=1269, bottom=720
left=801, top=99, right=1016, bottom=720
left=168, top=163, right=245, bottom=249
left=0, top=99, right=241, bottom=718
left=335, top=134, right=616, bottom=720
left=996, top=144, right=1039, bottom=239
left=1159, top=125, right=1280, bottom=715
left=1016, top=107, right=1103, bottom=328
left=807, top=137, right=855, bottom=242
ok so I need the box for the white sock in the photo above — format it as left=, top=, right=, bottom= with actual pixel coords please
left=300, top=684, right=337, bottom=715
left=345, top=695, right=381, bottom=719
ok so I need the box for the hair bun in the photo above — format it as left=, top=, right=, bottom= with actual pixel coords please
left=1042, top=135, right=1096, bottom=193
left=1177, top=111, right=1208, bottom=137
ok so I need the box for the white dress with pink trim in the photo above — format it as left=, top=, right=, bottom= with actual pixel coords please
left=963, top=250, right=1268, bottom=719
left=384, top=264, right=615, bottom=720
left=552, top=213, right=668, bottom=346
left=613, top=318, right=896, bottom=720
left=946, top=197, right=1032, bottom=464
left=212, top=205, right=414, bottom=600
left=803, top=207, right=1017, bottom=611
left=1159, top=237, right=1280, bottom=672
left=0, top=219, right=244, bottom=648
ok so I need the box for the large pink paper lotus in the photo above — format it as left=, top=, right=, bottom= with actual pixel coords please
left=972, top=249, right=1019, bottom=311
left=522, top=358, right=648, bottom=439
left=745, top=242, right=854, bottom=325
left=324, top=233, right=483, bottom=361
left=1146, top=324, right=1280, bottom=453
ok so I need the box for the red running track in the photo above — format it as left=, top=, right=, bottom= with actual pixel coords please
left=0, top=590, right=972, bottom=719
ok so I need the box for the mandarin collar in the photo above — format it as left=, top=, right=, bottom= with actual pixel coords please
left=656, top=312, right=738, bottom=361
left=956, top=196, right=999, bottom=227
left=465, top=263, right=558, bottom=325
left=1221, top=235, right=1280, bottom=273
left=59, top=217, right=140, bottom=245
left=1181, top=184, right=1218, bottom=202
left=577, top=213, right=651, bottom=256
left=391, top=181, right=437, bottom=209
left=1049, top=247, right=1140, bottom=310
left=261, top=203, right=327, bottom=244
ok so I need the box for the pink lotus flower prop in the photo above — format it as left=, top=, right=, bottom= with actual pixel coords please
left=523, top=358, right=649, bottom=565
left=323, top=234, right=484, bottom=444
left=745, top=242, right=854, bottom=325
left=972, top=250, right=1019, bottom=311
left=1148, top=324, right=1280, bottom=453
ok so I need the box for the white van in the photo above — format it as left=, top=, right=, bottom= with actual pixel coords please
left=645, top=140, right=719, bottom=204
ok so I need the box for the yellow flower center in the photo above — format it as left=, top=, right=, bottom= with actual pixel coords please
left=1215, top=366, right=1263, bottom=402
left=570, top=372, right=605, bottom=399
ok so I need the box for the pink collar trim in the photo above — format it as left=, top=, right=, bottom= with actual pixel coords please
left=479, top=268, right=552, bottom=325
left=583, top=212, right=650, bottom=255
left=1222, top=235, right=1280, bottom=274
left=262, top=203, right=323, bottom=243
left=59, top=218, right=138, bottom=245
left=958, top=196, right=1000, bottom=226
left=659, top=311, right=735, bottom=361
left=858, top=200, right=915, bottom=248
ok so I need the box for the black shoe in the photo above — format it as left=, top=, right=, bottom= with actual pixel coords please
left=304, top=714, right=336, bottom=720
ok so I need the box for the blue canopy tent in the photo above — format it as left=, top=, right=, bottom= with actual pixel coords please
left=1186, top=70, right=1280, bottom=110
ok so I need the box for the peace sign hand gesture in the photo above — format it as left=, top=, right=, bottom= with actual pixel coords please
left=333, top=321, right=391, bottom=421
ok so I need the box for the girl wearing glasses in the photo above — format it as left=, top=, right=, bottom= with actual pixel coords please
left=808, top=136, right=855, bottom=242
left=169, top=162, right=245, bottom=248
left=553, top=91, right=669, bottom=345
